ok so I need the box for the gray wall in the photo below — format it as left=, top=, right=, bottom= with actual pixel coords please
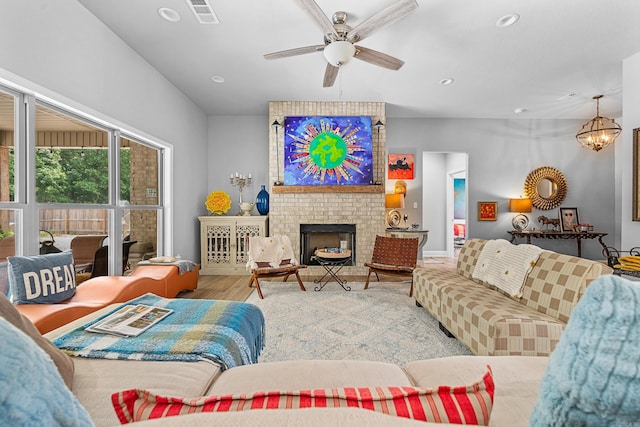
left=0, top=0, right=209, bottom=261
left=387, top=118, right=615, bottom=260
left=208, top=115, right=269, bottom=215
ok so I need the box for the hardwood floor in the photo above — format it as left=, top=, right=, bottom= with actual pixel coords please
left=182, top=256, right=457, bottom=302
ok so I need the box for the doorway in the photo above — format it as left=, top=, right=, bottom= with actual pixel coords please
left=422, top=152, right=468, bottom=258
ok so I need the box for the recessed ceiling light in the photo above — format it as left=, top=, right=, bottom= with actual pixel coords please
left=496, top=13, right=520, bottom=27
left=158, top=7, right=180, bottom=22
left=513, top=107, right=527, bottom=114
left=439, top=78, right=455, bottom=86
left=211, top=76, right=225, bottom=83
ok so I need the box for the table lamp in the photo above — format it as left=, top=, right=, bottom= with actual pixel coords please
left=509, top=198, right=532, bottom=230
left=385, top=193, right=405, bottom=228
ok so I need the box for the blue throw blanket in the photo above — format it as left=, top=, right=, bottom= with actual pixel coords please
left=52, top=293, right=265, bottom=370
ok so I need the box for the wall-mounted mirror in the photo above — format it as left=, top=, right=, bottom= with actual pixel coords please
left=524, top=166, right=568, bottom=210
left=633, top=128, right=640, bottom=221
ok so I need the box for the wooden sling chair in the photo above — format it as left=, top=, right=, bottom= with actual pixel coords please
left=364, top=235, right=419, bottom=297
left=247, top=235, right=306, bottom=299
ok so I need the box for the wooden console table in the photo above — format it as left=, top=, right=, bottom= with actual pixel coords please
left=508, top=230, right=608, bottom=258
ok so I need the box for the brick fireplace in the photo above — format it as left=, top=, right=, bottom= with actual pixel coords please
left=267, top=101, right=386, bottom=276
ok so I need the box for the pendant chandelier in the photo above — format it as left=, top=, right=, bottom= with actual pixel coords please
left=576, top=95, right=621, bottom=152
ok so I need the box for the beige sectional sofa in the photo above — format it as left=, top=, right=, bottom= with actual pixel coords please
left=413, top=238, right=612, bottom=356
left=42, top=306, right=549, bottom=426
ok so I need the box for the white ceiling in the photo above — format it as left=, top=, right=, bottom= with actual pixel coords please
left=75, top=0, right=640, bottom=120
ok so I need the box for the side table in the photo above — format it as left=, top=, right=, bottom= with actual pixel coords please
left=311, top=250, right=352, bottom=291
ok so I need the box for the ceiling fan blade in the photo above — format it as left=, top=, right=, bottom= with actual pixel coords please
left=264, top=44, right=326, bottom=60
left=323, top=63, right=339, bottom=87
left=295, top=0, right=338, bottom=39
left=347, top=0, right=418, bottom=43
left=354, top=45, right=404, bottom=70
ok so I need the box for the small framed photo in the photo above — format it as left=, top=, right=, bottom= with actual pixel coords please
left=559, top=207, right=580, bottom=232
left=478, top=201, right=498, bottom=221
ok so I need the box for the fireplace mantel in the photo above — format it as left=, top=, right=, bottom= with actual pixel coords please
left=271, top=185, right=384, bottom=194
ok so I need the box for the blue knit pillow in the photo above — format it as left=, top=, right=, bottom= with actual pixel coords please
left=530, top=274, right=640, bottom=426
left=0, top=317, right=94, bottom=426
left=7, top=252, right=76, bottom=304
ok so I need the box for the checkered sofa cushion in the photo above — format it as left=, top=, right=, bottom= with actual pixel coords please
left=456, top=238, right=487, bottom=281
left=439, top=281, right=565, bottom=356
left=520, top=251, right=611, bottom=323
left=413, top=265, right=462, bottom=318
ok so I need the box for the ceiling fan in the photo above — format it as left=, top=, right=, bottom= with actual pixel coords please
left=264, top=0, right=419, bottom=87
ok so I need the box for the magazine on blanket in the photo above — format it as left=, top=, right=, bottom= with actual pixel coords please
left=85, top=304, right=173, bottom=337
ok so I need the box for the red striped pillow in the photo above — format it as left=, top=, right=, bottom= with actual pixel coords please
left=112, top=367, right=494, bottom=425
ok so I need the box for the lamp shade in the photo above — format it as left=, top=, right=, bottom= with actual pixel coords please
left=323, top=41, right=356, bottom=67
left=385, top=193, right=405, bottom=209
left=509, top=198, right=532, bottom=213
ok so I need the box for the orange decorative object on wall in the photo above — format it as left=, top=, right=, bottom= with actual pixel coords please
left=478, top=201, right=498, bottom=221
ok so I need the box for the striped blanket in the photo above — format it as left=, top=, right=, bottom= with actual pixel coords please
left=52, top=293, right=265, bottom=370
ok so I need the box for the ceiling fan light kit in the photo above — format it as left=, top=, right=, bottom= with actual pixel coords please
left=264, top=0, right=418, bottom=87
left=323, top=40, right=356, bottom=66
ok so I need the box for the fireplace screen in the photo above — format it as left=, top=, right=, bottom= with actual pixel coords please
left=300, top=224, right=356, bottom=266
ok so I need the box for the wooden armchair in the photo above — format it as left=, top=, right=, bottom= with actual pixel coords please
left=247, top=235, right=306, bottom=299
left=364, top=235, right=419, bottom=296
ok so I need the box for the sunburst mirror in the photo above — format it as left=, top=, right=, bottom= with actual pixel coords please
left=524, top=166, right=567, bottom=210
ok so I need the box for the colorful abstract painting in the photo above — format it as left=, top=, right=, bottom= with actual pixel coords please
left=388, top=154, right=414, bottom=179
left=283, top=116, right=373, bottom=186
left=454, top=178, right=466, bottom=219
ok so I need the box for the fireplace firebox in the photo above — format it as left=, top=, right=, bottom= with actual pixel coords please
left=300, top=224, right=356, bottom=266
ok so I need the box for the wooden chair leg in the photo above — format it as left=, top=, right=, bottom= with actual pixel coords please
left=294, top=271, right=306, bottom=291
left=254, top=277, right=264, bottom=299
left=248, top=273, right=264, bottom=299
left=364, top=269, right=373, bottom=290
left=409, top=279, right=414, bottom=298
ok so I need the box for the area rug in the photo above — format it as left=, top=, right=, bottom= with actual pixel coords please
left=246, top=281, right=472, bottom=365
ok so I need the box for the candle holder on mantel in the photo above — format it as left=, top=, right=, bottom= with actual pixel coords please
left=230, top=173, right=254, bottom=216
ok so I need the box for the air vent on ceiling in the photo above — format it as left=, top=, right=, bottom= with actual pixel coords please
left=186, top=0, right=219, bottom=24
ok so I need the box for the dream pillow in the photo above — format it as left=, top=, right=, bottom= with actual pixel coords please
left=0, top=317, right=94, bottom=426
left=8, top=251, right=76, bottom=304
left=530, top=274, right=640, bottom=426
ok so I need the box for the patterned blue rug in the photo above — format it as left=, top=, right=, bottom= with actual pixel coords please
left=246, top=281, right=472, bottom=365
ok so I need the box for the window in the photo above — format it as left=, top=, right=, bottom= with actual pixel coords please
left=0, top=83, right=167, bottom=274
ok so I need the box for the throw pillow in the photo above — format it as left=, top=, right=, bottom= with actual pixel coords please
left=8, top=251, right=76, bottom=304
left=530, top=274, right=640, bottom=426
left=471, top=239, right=510, bottom=283
left=486, top=243, right=543, bottom=299
left=0, top=293, right=75, bottom=388
left=0, top=317, right=93, bottom=426
left=112, top=367, right=494, bottom=425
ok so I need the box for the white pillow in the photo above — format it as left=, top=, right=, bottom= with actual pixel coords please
left=487, top=243, right=543, bottom=298
left=471, top=239, right=511, bottom=283
left=472, top=239, right=542, bottom=298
